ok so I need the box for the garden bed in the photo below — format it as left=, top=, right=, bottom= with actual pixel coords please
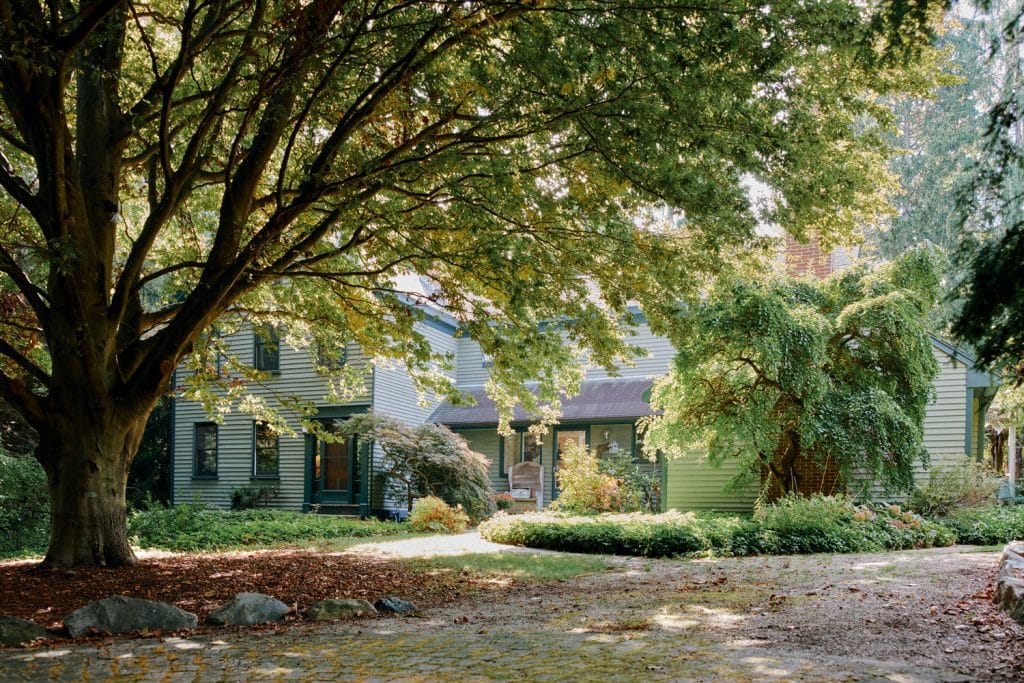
left=479, top=497, right=956, bottom=557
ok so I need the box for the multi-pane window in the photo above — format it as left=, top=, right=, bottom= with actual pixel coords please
left=314, top=342, right=347, bottom=372
left=254, top=325, right=280, bottom=372
left=253, top=422, right=279, bottom=478
left=193, top=423, right=218, bottom=477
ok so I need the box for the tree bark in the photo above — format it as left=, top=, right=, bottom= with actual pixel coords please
left=37, top=408, right=148, bottom=568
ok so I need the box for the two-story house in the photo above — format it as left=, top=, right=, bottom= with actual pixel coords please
left=171, top=302, right=997, bottom=517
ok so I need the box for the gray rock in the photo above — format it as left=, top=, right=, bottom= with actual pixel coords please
left=997, top=577, right=1024, bottom=608
left=0, top=616, right=49, bottom=645
left=998, top=556, right=1024, bottom=583
left=64, top=596, right=197, bottom=637
left=1005, top=540, right=1024, bottom=558
left=206, top=592, right=289, bottom=626
left=306, top=598, right=376, bottom=621
left=374, top=596, right=417, bottom=614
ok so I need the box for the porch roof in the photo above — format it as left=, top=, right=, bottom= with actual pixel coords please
left=428, top=377, right=656, bottom=426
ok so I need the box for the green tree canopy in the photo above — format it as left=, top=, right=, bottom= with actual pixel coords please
left=644, top=247, right=942, bottom=498
left=951, top=0, right=1024, bottom=378
left=0, top=1, right=944, bottom=566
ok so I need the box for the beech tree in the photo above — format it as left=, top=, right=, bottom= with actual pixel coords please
left=0, top=1, right=943, bottom=567
left=644, top=248, right=942, bottom=498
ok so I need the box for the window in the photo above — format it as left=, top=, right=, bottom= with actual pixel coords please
left=314, top=341, right=347, bottom=372
left=503, top=431, right=542, bottom=474
left=194, top=327, right=224, bottom=378
left=254, top=325, right=280, bottom=372
left=193, top=423, right=218, bottom=477
left=253, top=422, right=279, bottom=478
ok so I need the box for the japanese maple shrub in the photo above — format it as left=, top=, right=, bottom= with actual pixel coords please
left=343, top=414, right=495, bottom=523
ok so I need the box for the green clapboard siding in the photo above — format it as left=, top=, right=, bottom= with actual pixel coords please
left=663, top=453, right=758, bottom=513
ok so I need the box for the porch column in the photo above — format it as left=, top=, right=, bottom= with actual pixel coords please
left=1010, top=426, right=1018, bottom=492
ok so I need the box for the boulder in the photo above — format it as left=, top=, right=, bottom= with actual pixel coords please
left=206, top=593, right=289, bottom=626
left=996, top=544, right=1024, bottom=625
left=0, top=616, right=49, bottom=645
left=306, top=599, right=377, bottom=621
left=64, top=596, right=197, bottom=637
left=1005, top=540, right=1024, bottom=559
left=374, top=596, right=417, bottom=614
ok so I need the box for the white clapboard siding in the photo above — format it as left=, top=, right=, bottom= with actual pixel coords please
left=173, top=327, right=371, bottom=510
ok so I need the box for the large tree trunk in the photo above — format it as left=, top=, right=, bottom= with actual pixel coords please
left=37, top=407, right=149, bottom=568
left=765, top=430, right=801, bottom=500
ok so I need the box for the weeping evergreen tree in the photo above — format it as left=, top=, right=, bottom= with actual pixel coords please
left=645, top=248, right=942, bottom=498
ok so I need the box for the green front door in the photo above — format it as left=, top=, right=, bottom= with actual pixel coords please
left=308, top=421, right=362, bottom=510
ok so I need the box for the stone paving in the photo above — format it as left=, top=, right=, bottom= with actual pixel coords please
left=0, top=544, right=1016, bottom=682
left=0, top=624, right=975, bottom=682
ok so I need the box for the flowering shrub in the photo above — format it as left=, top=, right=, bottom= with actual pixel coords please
left=409, top=496, right=470, bottom=534
left=552, top=443, right=625, bottom=513
left=492, top=493, right=515, bottom=511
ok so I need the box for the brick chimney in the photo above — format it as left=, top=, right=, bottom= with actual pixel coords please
left=782, top=234, right=859, bottom=280
left=783, top=233, right=833, bottom=279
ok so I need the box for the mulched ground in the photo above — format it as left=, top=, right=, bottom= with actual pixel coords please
left=0, top=550, right=486, bottom=645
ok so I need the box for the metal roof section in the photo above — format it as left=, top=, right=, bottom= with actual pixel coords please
left=429, top=376, right=657, bottom=426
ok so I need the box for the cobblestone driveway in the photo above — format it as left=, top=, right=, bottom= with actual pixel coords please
left=0, top=545, right=1018, bottom=682
left=0, top=626, right=977, bottom=682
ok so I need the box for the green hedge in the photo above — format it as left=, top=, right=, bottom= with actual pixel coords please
left=479, top=497, right=956, bottom=558
left=128, top=504, right=407, bottom=551
left=936, top=506, right=1024, bottom=545
left=0, top=454, right=49, bottom=554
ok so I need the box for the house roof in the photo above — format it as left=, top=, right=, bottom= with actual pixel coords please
left=429, top=377, right=656, bottom=426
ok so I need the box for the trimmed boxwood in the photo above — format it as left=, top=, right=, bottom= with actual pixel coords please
left=478, top=497, right=956, bottom=558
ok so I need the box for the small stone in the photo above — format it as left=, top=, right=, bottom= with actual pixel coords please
left=64, top=596, right=197, bottom=637
left=206, top=593, right=289, bottom=626
left=0, top=616, right=49, bottom=645
left=306, top=599, right=376, bottom=621
left=374, top=597, right=417, bottom=614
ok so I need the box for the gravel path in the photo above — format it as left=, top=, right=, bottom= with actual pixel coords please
left=341, top=530, right=542, bottom=558
left=2, top=544, right=1021, bottom=681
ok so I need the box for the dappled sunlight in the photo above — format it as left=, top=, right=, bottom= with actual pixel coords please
left=251, top=667, right=296, bottom=676
left=738, top=655, right=797, bottom=679
left=166, top=638, right=204, bottom=650
left=15, top=649, right=71, bottom=660
left=683, top=603, right=746, bottom=626
left=649, top=613, right=700, bottom=630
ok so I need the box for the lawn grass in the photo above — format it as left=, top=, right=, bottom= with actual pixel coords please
left=407, top=551, right=613, bottom=582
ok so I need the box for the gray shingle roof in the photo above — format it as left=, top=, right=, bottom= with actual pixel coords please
left=428, top=377, right=656, bottom=426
